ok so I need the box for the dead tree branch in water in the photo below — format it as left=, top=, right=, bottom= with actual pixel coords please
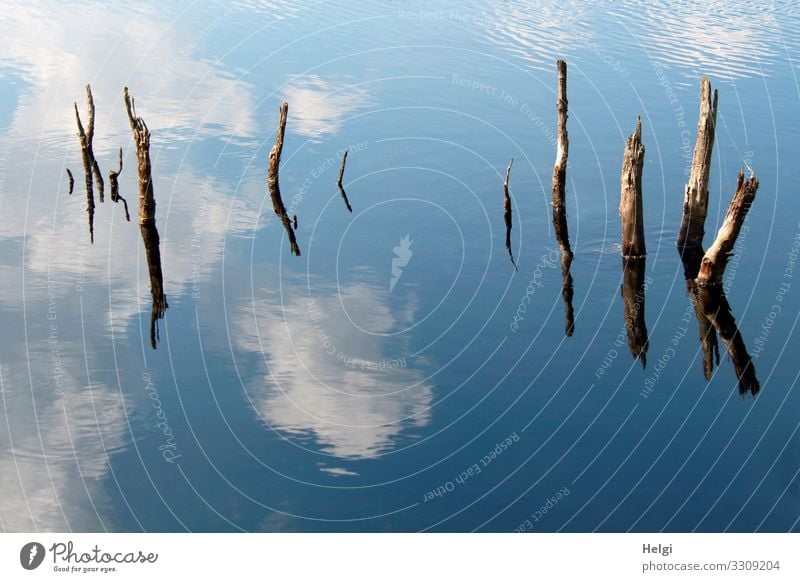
left=267, top=102, right=301, bottom=256
left=620, top=117, right=646, bottom=259
left=66, top=168, right=74, bottom=194
left=677, top=77, right=718, bottom=253
left=124, top=87, right=155, bottom=224
left=124, top=87, right=167, bottom=348
left=696, top=170, right=758, bottom=286
left=678, top=168, right=756, bottom=387
left=621, top=257, right=649, bottom=367
left=551, top=59, right=570, bottom=245
left=503, top=158, right=517, bottom=270
left=551, top=59, right=575, bottom=334
left=74, top=85, right=105, bottom=243
left=108, top=147, right=130, bottom=222
left=75, top=84, right=104, bottom=201
left=337, top=148, right=352, bottom=212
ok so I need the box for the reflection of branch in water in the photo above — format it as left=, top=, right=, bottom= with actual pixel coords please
left=559, top=248, right=575, bottom=336
left=686, top=277, right=720, bottom=380
left=108, top=147, right=130, bottom=222
left=141, top=220, right=168, bottom=349
left=74, top=85, right=104, bottom=243
left=124, top=87, right=168, bottom=349
left=697, top=285, right=759, bottom=396
left=621, top=257, right=649, bottom=367
left=337, top=148, right=352, bottom=213
left=66, top=168, right=74, bottom=195
left=503, top=158, right=517, bottom=270
left=267, top=102, right=301, bottom=256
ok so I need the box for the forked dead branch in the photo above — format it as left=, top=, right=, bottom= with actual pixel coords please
left=74, top=84, right=104, bottom=242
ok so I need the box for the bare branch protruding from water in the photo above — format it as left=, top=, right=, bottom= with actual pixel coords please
left=677, top=77, right=718, bottom=253
left=74, top=84, right=105, bottom=242
left=267, top=102, right=301, bottom=256
left=551, top=59, right=575, bottom=334
left=503, top=158, right=517, bottom=270
left=337, top=148, right=352, bottom=213
left=551, top=60, right=570, bottom=242
left=124, top=87, right=167, bottom=348
left=696, top=170, right=758, bottom=286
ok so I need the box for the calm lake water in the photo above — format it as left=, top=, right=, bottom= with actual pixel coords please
left=0, top=0, right=799, bottom=532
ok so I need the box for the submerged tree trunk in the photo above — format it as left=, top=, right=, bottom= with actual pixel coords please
left=267, top=102, right=301, bottom=256
left=677, top=77, right=718, bottom=252
left=696, top=170, right=758, bottom=286
left=620, top=117, right=646, bottom=258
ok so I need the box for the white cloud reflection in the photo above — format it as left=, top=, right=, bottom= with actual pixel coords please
left=0, top=351, right=126, bottom=531
left=237, top=283, right=432, bottom=460
left=281, top=75, right=372, bottom=140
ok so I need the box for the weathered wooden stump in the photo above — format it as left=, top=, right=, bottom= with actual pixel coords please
left=696, top=170, right=758, bottom=286
left=677, top=77, right=718, bottom=253
left=620, top=117, right=646, bottom=259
